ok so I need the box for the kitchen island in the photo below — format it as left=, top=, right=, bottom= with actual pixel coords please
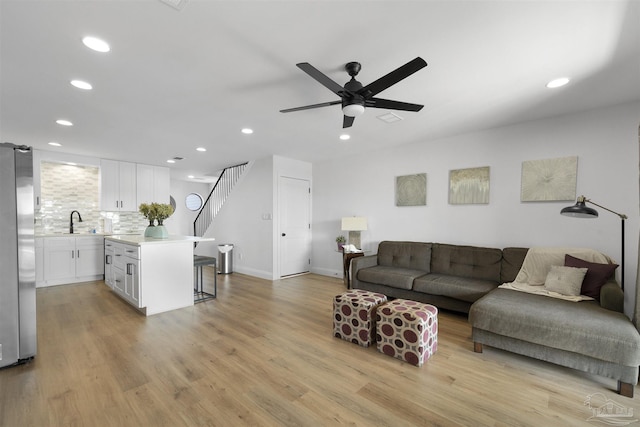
left=104, top=235, right=215, bottom=315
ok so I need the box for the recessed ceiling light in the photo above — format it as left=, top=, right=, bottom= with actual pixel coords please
left=187, top=175, right=195, bottom=179
left=546, top=77, right=570, bottom=89
left=82, top=36, right=110, bottom=53
left=241, top=128, right=253, bottom=134
left=196, top=147, right=207, bottom=152
left=339, top=134, right=350, bottom=141
left=70, top=80, right=92, bottom=90
left=48, top=142, right=62, bottom=147
left=166, top=159, right=176, bottom=164
left=56, top=119, right=73, bottom=126
left=66, top=162, right=77, bottom=166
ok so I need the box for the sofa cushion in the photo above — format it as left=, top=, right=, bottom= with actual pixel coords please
left=413, top=273, right=499, bottom=303
left=430, top=243, right=502, bottom=282
left=469, top=288, right=640, bottom=366
left=356, top=266, right=428, bottom=290
left=565, top=254, right=618, bottom=300
left=501, top=247, right=529, bottom=283
left=543, top=265, right=587, bottom=296
left=377, top=241, right=432, bottom=272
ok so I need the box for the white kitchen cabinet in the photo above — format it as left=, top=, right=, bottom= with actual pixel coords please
left=43, top=237, right=76, bottom=283
left=124, top=255, right=140, bottom=306
left=136, top=164, right=170, bottom=206
left=104, top=240, right=115, bottom=288
left=100, top=159, right=137, bottom=212
left=104, top=235, right=215, bottom=315
left=41, top=236, right=105, bottom=287
left=110, top=241, right=142, bottom=308
left=75, top=237, right=105, bottom=278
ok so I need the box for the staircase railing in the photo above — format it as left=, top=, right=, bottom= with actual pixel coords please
left=193, top=162, right=249, bottom=238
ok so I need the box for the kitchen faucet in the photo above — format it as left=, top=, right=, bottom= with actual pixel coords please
left=69, top=210, right=83, bottom=234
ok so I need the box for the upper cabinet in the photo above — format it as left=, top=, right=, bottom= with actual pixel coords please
left=100, top=159, right=137, bottom=211
left=136, top=164, right=170, bottom=206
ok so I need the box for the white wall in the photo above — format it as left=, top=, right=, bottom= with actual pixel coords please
left=197, top=155, right=313, bottom=280
left=165, top=179, right=211, bottom=236
left=199, top=157, right=274, bottom=278
left=311, top=101, right=639, bottom=316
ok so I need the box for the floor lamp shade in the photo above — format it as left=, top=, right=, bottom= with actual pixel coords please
left=560, top=195, right=627, bottom=290
left=341, top=217, right=368, bottom=250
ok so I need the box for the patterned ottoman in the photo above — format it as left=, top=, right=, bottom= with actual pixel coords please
left=333, top=290, right=388, bottom=347
left=376, top=299, right=438, bottom=367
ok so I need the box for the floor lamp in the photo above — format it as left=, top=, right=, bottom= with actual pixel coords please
left=560, top=195, right=628, bottom=290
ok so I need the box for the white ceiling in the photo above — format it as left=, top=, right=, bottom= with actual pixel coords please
left=1, top=0, right=639, bottom=181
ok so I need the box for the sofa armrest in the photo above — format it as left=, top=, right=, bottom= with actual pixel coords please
left=351, top=254, right=378, bottom=289
left=600, top=281, right=624, bottom=313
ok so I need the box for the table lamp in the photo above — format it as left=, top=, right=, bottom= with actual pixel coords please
left=341, top=216, right=368, bottom=250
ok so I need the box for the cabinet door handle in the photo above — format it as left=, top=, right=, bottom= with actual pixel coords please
left=77, top=249, right=80, bottom=258
left=116, top=201, right=118, bottom=208
left=36, top=196, right=39, bottom=205
left=126, top=263, right=135, bottom=275
left=71, top=250, right=74, bottom=259
left=106, top=255, right=112, bottom=264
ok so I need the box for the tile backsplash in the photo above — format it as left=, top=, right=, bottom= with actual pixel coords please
left=35, top=161, right=148, bottom=235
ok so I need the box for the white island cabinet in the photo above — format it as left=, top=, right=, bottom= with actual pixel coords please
left=104, top=235, right=214, bottom=316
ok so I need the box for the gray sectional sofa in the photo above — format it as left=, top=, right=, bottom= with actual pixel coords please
left=351, top=241, right=527, bottom=313
left=351, top=240, right=640, bottom=397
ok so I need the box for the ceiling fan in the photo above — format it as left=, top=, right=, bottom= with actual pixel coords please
left=280, top=57, right=427, bottom=128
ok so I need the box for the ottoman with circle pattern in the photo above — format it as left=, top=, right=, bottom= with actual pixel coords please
left=376, top=299, right=438, bottom=366
left=333, top=290, right=388, bottom=347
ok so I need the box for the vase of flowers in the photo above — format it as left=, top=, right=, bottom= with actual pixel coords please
left=336, top=235, right=346, bottom=251
left=140, top=202, right=174, bottom=238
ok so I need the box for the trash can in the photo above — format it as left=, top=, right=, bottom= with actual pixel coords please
left=217, top=244, right=234, bottom=274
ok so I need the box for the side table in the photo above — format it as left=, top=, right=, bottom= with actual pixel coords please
left=343, top=251, right=365, bottom=288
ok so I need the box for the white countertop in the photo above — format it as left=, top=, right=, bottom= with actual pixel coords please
left=37, top=233, right=110, bottom=238
left=105, top=235, right=216, bottom=246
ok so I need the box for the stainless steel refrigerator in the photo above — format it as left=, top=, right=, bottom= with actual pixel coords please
left=0, top=142, right=36, bottom=368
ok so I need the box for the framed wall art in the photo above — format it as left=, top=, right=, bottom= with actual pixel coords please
left=449, top=166, right=490, bottom=205
left=521, top=156, right=577, bottom=202
left=395, top=173, right=427, bottom=206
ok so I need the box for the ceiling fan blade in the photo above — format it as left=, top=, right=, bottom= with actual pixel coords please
left=280, top=100, right=341, bottom=113
left=343, top=115, right=355, bottom=128
left=358, top=57, right=427, bottom=98
left=367, top=98, right=424, bottom=112
left=296, top=63, right=346, bottom=96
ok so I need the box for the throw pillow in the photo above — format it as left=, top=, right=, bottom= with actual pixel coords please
left=564, top=254, right=618, bottom=300
left=544, top=265, right=588, bottom=296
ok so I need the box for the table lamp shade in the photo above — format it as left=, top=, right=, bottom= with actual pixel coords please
left=341, top=217, right=368, bottom=231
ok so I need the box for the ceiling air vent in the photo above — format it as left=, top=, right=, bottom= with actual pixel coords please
left=377, top=112, right=404, bottom=123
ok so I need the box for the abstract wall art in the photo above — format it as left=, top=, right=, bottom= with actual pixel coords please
left=521, top=156, right=577, bottom=202
left=449, top=166, right=490, bottom=205
left=395, top=173, right=427, bottom=206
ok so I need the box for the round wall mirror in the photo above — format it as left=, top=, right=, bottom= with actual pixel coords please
left=185, top=193, right=203, bottom=211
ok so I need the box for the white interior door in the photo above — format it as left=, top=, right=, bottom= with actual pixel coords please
left=279, top=176, right=311, bottom=277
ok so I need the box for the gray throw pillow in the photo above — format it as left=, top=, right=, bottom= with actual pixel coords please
left=544, top=265, right=588, bottom=296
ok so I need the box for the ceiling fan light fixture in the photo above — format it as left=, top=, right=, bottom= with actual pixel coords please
left=342, top=104, right=365, bottom=117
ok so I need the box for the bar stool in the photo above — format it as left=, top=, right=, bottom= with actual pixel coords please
left=194, top=255, right=217, bottom=303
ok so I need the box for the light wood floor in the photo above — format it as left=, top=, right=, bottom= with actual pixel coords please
left=1, top=271, right=638, bottom=426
